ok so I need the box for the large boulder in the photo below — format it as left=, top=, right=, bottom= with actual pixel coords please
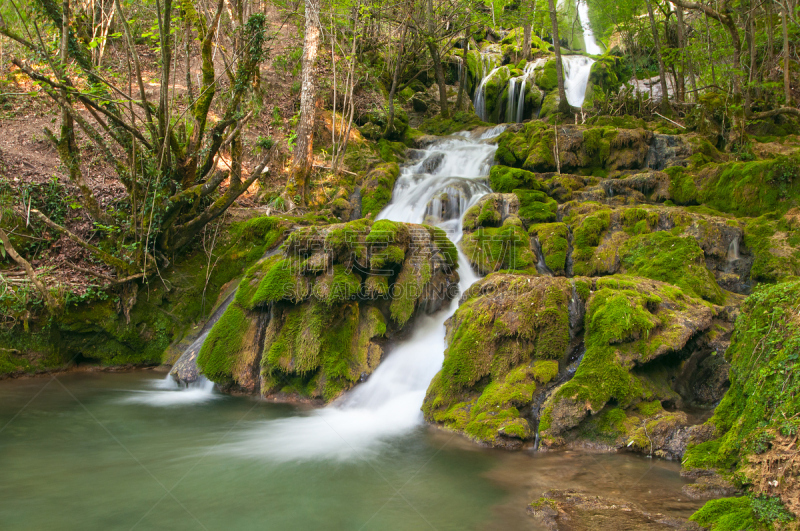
left=197, top=219, right=460, bottom=401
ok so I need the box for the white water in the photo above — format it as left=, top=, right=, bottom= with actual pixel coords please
left=577, top=0, right=603, bottom=55
left=220, top=129, right=502, bottom=462
left=560, top=0, right=601, bottom=108
left=563, top=55, right=595, bottom=107
left=473, top=65, right=501, bottom=121
left=505, top=59, right=546, bottom=123
left=119, top=372, right=218, bottom=406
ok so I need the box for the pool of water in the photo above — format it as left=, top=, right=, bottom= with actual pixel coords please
left=0, top=371, right=701, bottom=530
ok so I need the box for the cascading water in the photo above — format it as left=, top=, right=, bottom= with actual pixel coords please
left=219, top=128, right=503, bottom=461
left=119, top=371, right=218, bottom=406
left=563, top=56, right=595, bottom=107
left=577, top=0, right=603, bottom=55
left=473, top=65, right=500, bottom=121
left=561, top=0, right=602, bottom=108
left=505, top=59, right=545, bottom=123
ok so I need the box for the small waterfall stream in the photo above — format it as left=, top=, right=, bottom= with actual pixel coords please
left=220, top=129, right=503, bottom=461
left=562, top=0, right=602, bottom=108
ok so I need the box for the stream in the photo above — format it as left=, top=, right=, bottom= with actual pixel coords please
left=0, top=371, right=701, bottom=530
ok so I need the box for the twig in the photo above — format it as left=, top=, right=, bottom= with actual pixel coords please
left=312, top=163, right=357, bottom=176
left=654, top=111, right=686, bottom=129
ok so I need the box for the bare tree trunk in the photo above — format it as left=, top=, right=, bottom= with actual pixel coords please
left=522, top=3, right=532, bottom=60
left=426, top=0, right=449, bottom=118
left=782, top=0, right=792, bottom=104
left=548, top=0, right=569, bottom=113
left=456, top=28, right=468, bottom=111
left=675, top=5, right=687, bottom=102
left=288, top=0, right=320, bottom=204
left=387, top=17, right=406, bottom=134
left=0, top=226, right=59, bottom=314
left=645, top=0, right=670, bottom=112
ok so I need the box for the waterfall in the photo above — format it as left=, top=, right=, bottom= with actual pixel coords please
left=505, top=78, right=518, bottom=123
left=473, top=66, right=500, bottom=121
left=563, top=55, right=595, bottom=107
left=220, top=128, right=504, bottom=462
left=505, top=59, right=546, bottom=123
left=560, top=0, right=601, bottom=108
left=119, top=372, right=218, bottom=406
left=577, top=0, right=603, bottom=55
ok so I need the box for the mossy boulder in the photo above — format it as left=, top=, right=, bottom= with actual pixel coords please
left=460, top=198, right=537, bottom=274
left=360, top=162, right=400, bottom=219
left=667, top=154, right=800, bottom=218
left=539, top=276, right=716, bottom=445
left=495, top=122, right=653, bottom=173
left=529, top=222, right=569, bottom=275
left=423, top=275, right=583, bottom=448
left=197, top=219, right=460, bottom=401
left=535, top=60, right=558, bottom=92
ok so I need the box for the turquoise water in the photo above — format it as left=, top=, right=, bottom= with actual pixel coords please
left=0, top=371, right=699, bottom=530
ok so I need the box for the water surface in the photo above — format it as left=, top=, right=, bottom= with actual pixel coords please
left=0, top=371, right=701, bottom=530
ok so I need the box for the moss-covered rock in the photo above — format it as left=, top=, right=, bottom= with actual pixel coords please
left=529, top=222, right=569, bottom=275
left=197, top=219, right=460, bottom=401
left=423, top=275, right=582, bottom=447
left=539, top=276, right=716, bottom=445
left=494, top=122, right=653, bottom=174
left=360, top=162, right=400, bottom=219
left=460, top=206, right=537, bottom=274
left=667, top=154, right=800, bottom=217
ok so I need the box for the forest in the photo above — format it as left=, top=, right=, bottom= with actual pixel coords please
left=0, top=0, right=799, bottom=528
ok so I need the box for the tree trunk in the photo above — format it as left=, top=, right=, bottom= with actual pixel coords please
left=675, top=5, right=686, bottom=102
left=428, top=40, right=450, bottom=118
left=456, top=29, right=468, bottom=111
left=288, top=0, right=320, bottom=204
left=782, top=0, right=792, bottom=104
left=645, top=0, right=671, bottom=112
left=387, top=18, right=406, bottom=133
left=548, top=0, right=569, bottom=113
left=523, top=7, right=532, bottom=60
left=426, top=0, right=449, bottom=118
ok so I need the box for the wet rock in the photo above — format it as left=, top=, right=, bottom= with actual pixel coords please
left=647, top=134, right=693, bottom=170
left=419, top=152, right=445, bottom=174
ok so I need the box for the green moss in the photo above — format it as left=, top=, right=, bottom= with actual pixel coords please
left=423, top=276, right=574, bottom=444
left=536, top=60, right=558, bottom=92
left=427, top=226, right=458, bottom=267
left=418, top=111, right=490, bottom=135
left=361, top=162, right=400, bottom=218
left=619, top=231, right=724, bottom=304
left=689, top=497, right=757, bottom=531
left=489, top=165, right=542, bottom=193
left=249, top=258, right=302, bottom=307
left=668, top=155, right=800, bottom=217
left=460, top=222, right=537, bottom=274
left=389, top=256, right=432, bottom=326
left=196, top=303, right=249, bottom=381
left=313, top=265, right=361, bottom=305
left=530, top=223, right=569, bottom=274
left=744, top=215, right=800, bottom=283
left=571, top=210, right=611, bottom=276
left=515, top=189, right=558, bottom=225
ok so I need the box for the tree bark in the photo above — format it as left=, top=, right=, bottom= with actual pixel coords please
left=548, top=0, right=569, bottom=113
left=288, top=0, right=320, bottom=204
left=645, top=0, right=671, bottom=112
left=523, top=5, right=532, bottom=60
left=426, top=0, right=449, bottom=118
left=782, top=0, right=792, bottom=104
left=675, top=5, right=687, bottom=102
left=0, top=226, right=59, bottom=314
left=456, top=28, right=469, bottom=111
